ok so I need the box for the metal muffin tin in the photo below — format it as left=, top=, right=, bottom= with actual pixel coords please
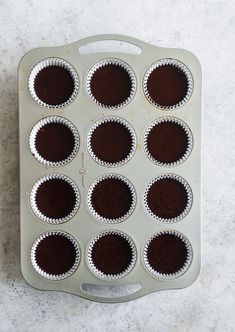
left=19, top=34, right=202, bottom=303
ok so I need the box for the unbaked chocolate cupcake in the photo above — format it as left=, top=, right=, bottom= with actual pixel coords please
left=30, top=174, right=80, bottom=223
left=143, top=59, right=193, bottom=109
left=87, top=117, right=136, bottom=167
left=87, top=230, right=136, bottom=280
left=87, top=174, right=136, bottom=223
left=144, top=117, right=193, bottom=166
left=29, top=116, right=79, bottom=167
left=31, top=231, right=80, bottom=280
left=143, top=230, right=192, bottom=279
left=144, top=174, right=192, bottom=223
left=28, top=58, right=79, bottom=108
left=87, top=59, right=136, bottom=109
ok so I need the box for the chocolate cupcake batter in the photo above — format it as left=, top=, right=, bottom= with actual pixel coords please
left=91, top=234, right=133, bottom=275
left=147, top=121, right=189, bottom=163
left=91, top=178, right=133, bottom=220
left=35, top=122, right=75, bottom=162
left=90, top=121, right=133, bottom=163
left=35, top=234, right=77, bottom=275
left=147, top=233, right=188, bottom=274
left=34, top=66, right=74, bottom=105
left=36, top=178, right=76, bottom=219
left=147, top=178, right=188, bottom=219
left=90, top=64, right=132, bottom=107
left=147, top=64, right=188, bottom=107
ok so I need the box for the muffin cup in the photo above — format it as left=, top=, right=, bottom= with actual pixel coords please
left=143, top=230, right=193, bottom=279
left=87, top=230, right=137, bottom=280
left=87, top=116, right=137, bottom=167
left=28, top=57, right=79, bottom=108
left=143, top=174, right=193, bottom=223
left=143, top=58, right=193, bottom=110
left=86, top=58, right=136, bottom=109
left=30, top=174, right=80, bottom=224
left=29, top=116, right=79, bottom=167
left=87, top=174, right=136, bottom=223
left=31, top=230, right=80, bottom=280
left=143, top=117, right=193, bottom=167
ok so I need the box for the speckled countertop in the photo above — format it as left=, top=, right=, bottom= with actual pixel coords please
left=0, top=1, right=234, bottom=331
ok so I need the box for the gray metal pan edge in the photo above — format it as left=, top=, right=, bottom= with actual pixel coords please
left=19, top=34, right=202, bottom=303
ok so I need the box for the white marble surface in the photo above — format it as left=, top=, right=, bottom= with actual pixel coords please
left=0, top=0, right=235, bottom=331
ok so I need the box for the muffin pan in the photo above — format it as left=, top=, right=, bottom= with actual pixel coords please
left=19, top=34, right=201, bottom=303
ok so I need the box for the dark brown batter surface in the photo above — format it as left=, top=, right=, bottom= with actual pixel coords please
left=35, top=123, right=75, bottom=162
left=36, top=179, right=76, bottom=219
left=147, top=65, right=188, bottom=107
left=90, top=121, right=133, bottom=163
left=34, top=66, right=74, bottom=105
left=90, top=64, right=132, bottom=107
left=147, top=233, right=188, bottom=274
left=91, top=178, right=133, bottom=220
left=91, top=234, right=133, bottom=275
left=147, top=178, right=188, bottom=219
left=147, top=121, right=188, bottom=163
left=35, top=234, right=77, bottom=275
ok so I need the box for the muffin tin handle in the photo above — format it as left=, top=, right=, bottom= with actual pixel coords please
left=80, top=282, right=145, bottom=303
left=75, top=34, right=150, bottom=55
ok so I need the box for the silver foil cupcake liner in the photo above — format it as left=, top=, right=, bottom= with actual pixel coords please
left=143, top=230, right=193, bottom=279
left=87, top=230, right=137, bottom=280
left=143, top=58, right=193, bottom=110
left=30, top=174, right=80, bottom=224
left=28, top=57, right=79, bottom=108
left=29, top=116, right=80, bottom=167
left=31, top=230, right=80, bottom=280
left=143, top=116, right=193, bottom=167
left=86, top=58, right=136, bottom=109
left=87, top=174, right=136, bottom=223
left=87, top=116, right=137, bottom=167
left=143, top=174, right=193, bottom=223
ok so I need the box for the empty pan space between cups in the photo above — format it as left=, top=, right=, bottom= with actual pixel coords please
left=86, top=58, right=136, bottom=109
left=28, top=57, right=79, bottom=108
left=143, top=58, right=193, bottom=110
left=29, top=116, right=79, bottom=167
left=30, top=174, right=80, bottom=224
